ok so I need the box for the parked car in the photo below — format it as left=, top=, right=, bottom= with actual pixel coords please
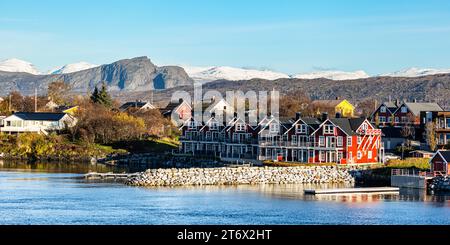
left=384, top=153, right=400, bottom=163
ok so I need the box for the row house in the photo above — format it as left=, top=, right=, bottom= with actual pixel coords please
left=258, top=113, right=383, bottom=164
left=179, top=112, right=259, bottom=160
left=371, top=101, right=443, bottom=127
left=180, top=112, right=384, bottom=164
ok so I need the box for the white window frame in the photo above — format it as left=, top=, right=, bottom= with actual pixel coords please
left=236, top=123, right=246, bottom=131
left=379, top=116, right=386, bottom=123
left=337, top=136, right=343, bottom=147
left=357, top=151, right=362, bottom=160
left=357, top=136, right=362, bottom=145
left=347, top=137, right=352, bottom=146
left=296, top=124, right=307, bottom=134
left=380, top=106, right=386, bottom=113
left=292, top=135, right=297, bottom=144
left=319, top=136, right=325, bottom=146
left=269, top=123, right=280, bottom=133
left=323, top=125, right=334, bottom=134
left=368, top=151, right=372, bottom=159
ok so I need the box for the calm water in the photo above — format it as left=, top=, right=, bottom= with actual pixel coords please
left=0, top=161, right=449, bottom=225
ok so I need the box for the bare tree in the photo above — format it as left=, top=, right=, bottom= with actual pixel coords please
left=425, top=122, right=437, bottom=151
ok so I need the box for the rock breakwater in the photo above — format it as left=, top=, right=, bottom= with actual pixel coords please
left=126, top=166, right=355, bottom=187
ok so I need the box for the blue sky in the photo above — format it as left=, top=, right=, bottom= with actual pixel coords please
left=1, top=0, right=450, bottom=75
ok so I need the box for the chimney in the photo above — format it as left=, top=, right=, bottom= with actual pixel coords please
left=395, top=99, right=399, bottom=107
left=335, top=112, right=342, bottom=118
left=211, top=112, right=216, bottom=118
left=321, top=112, right=329, bottom=121
left=336, top=96, right=340, bottom=100
left=296, top=112, right=302, bottom=121
left=414, top=99, right=417, bottom=103
left=211, top=96, right=216, bottom=103
left=179, top=98, right=183, bottom=104
left=234, top=112, right=238, bottom=118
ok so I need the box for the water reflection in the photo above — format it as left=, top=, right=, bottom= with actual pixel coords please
left=0, top=160, right=136, bottom=173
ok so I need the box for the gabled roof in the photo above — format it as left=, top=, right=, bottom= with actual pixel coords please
left=384, top=102, right=398, bottom=112
left=310, top=99, right=354, bottom=109
left=436, top=150, right=450, bottom=163
left=397, top=102, right=443, bottom=116
left=120, top=101, right=155, bottom=111
left=11, top=112, right=67, bottom=121
left=329, top=118, right=356, bottom=135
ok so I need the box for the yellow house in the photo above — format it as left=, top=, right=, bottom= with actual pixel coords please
left=310, top=99, right=355, bottom=118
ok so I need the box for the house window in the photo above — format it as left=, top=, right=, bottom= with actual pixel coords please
left=324, top=125, right=335, bottom=134
left=387, top=116, right=392, bottom=122
left=380, top=106, right=386, bottom=113
left=347, top=137, right=352, bottom=146
left=337, top=152, right=343, bottom=162
left=188, top=121, right=196, bottom=129
left=319, top=151, right=325, bottom=162
left=319, top=136, right=325, bottom=146
left=395, top=117, right=399, bottom=123
left=269, top=123, right=280, bottom=133
left=348, top=152, right=353, bottom=160
left=357, top=151, right=362, bottom=160
left=206, top=131, right=211, bottom=140
left=292, top=135, right=297, bottom=144
left=337, top=136, right=343, bottom=147
left=296, top=124, right=307, bottom=134
left=401, top=106, right=407, bottom=113
left=210, top=122, right=218, bottom=130
left=446, top=118, right=450, bottom=128
left=401, top=117, right=408, bottom=123
left=236, top=123, right=246, bottom=131
left=357, top=137, right=362, bottom=145
left=379, top=116, right=386, bottom=123
left=368, top=151, right=372, bottom=159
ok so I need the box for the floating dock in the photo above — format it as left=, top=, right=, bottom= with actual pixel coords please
left=304, top=187, right=400, bottom=195
left=85, top=172, right=139, bottom=180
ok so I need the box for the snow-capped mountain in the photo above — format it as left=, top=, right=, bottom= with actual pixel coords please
left=0, top=58, right=40, bottom=75
left=181, top=65, right=290, bottom=83
left=381, top=67, right=450, bottom=78
left=49, top=62, right=98, bottom=74
left=293, top=70, right=370, bottom=80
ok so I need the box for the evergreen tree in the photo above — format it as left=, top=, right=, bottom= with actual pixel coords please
left=91, top=82, right=112, bottom=107
left=90, top=86, right=99, bottom=104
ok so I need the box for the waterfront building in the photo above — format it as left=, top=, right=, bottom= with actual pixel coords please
left=179, top=112, right=384, bottom=164
left=429, top=150, right=450, bottom=176
left=160, top=99, right=192, bottom=126
left=0, top=112, right=76, bottom=135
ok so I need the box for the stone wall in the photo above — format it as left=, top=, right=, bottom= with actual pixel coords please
left=126, top=166, right=355, bottom=187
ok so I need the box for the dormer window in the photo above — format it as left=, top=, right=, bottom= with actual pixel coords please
left=401, top=106, right=407, bottom=113
left=295, top=124, right=307, bottom=134
left=380, top=106, right=386, bottom=113
left=236, top=123, right=246, bottom=131
left=324, top=125, right=334, bottom=134
left=269, top=123, right=279, bottom=133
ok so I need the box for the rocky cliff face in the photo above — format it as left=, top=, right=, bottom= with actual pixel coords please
left=0, top=56, right=194, bottom=96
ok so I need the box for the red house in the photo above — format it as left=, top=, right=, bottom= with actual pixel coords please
left=430, top=150, right=450, bottom=176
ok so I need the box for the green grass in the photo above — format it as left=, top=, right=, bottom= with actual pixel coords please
left=385, top=158, right=430, bottom=171
left=263, top=160, right=337, bottom=167
left=108, top=137, right=179, bottom=154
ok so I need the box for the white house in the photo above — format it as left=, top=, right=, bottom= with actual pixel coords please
left=0, top=112, right=76, bottom=135
left=119, top=101, right=156, bottom=112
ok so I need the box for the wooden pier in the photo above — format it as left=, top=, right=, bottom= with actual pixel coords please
left=85, top=172, right=139, bottom=180
left=304, top=187, right=400, bottom=195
